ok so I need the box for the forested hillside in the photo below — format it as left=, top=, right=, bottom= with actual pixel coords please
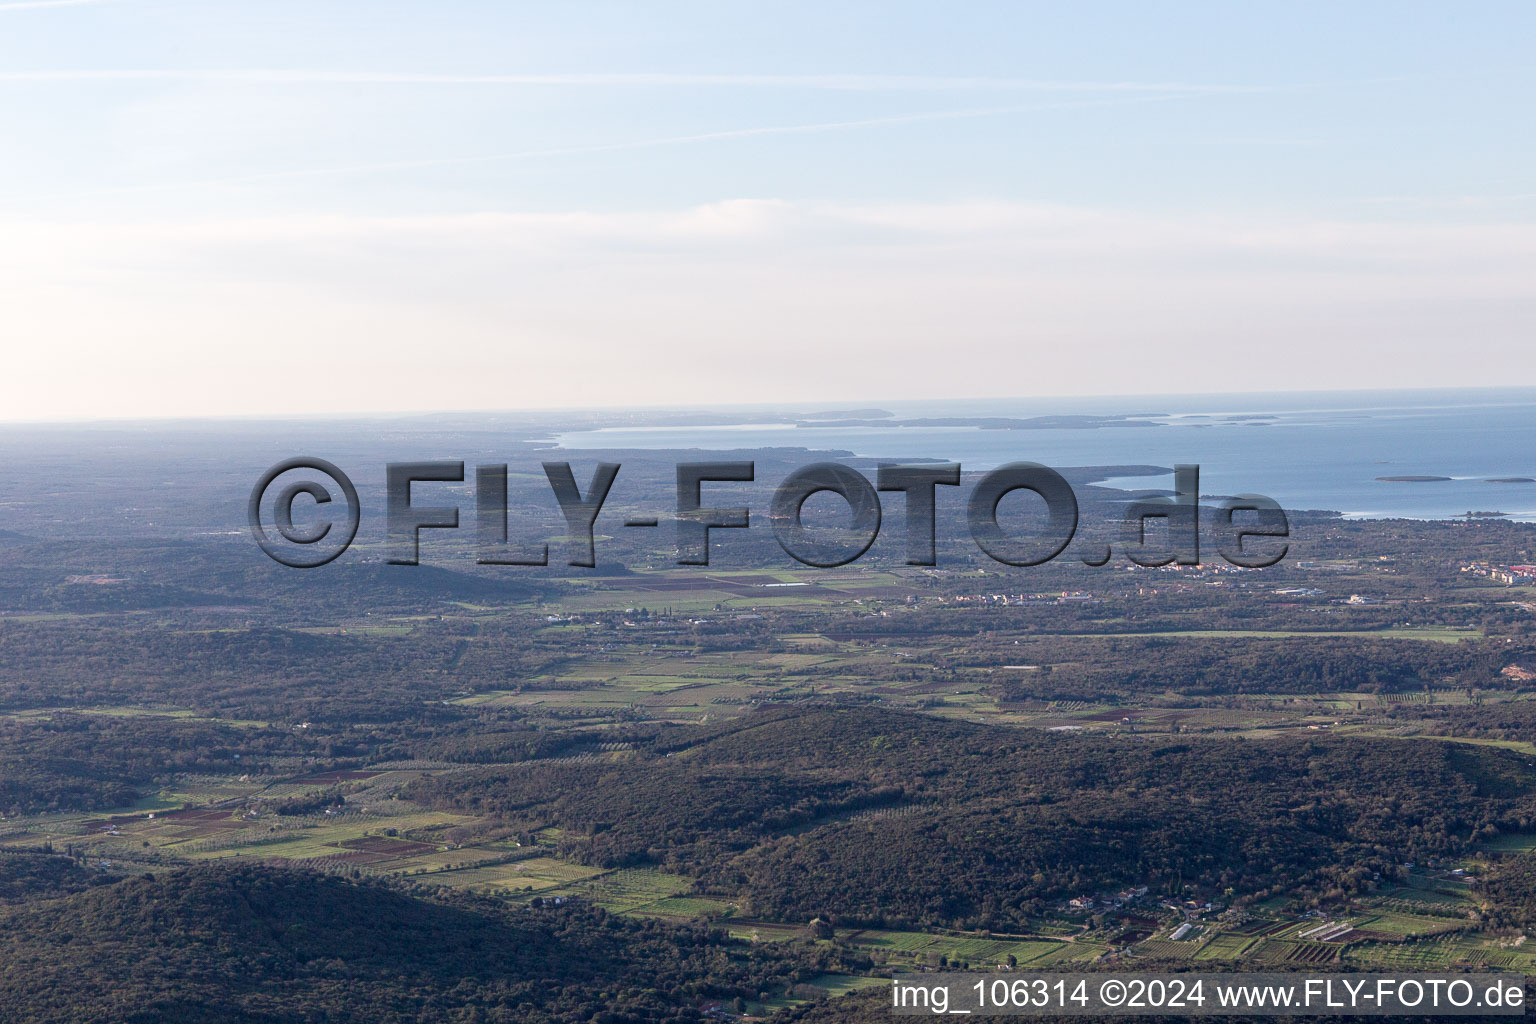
left=411, top=706, right=1536, bottom=930
left=0, top=862, right=842, bottom=1023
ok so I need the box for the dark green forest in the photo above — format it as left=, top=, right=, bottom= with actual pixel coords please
left=0, top=859, right=849, bottom=1024
left=412, top=706, right=1536, bottom=930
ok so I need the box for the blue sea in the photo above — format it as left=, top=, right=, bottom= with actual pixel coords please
left=553, top=388, right=1536, bottom=522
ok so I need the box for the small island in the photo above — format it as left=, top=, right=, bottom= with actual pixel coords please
left=1375, top=475, right=1452, bottom=483
left=1487, top=477, right=1536, bottom=484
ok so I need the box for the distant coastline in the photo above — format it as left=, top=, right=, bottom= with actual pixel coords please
left=551, top=391, right=1536, bottom=523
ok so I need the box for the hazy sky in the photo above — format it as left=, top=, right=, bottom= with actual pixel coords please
left=2, top=1, right=1533, bottom=420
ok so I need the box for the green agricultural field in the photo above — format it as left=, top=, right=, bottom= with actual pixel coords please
left=849, top=930, right=1070, bottom=966
left=1245, top=939, right=1296, bottom=965
left=1030, top=941, right=1108, bottom=964
left=436, top=856, right=606, bottom=895
left=804, top=974, right=889, bottom=997
left=1479, top=832, right=1536, bottom=853
left=1405, top=735, right=1536, bottom=756
left=552, top=867, right=695, bottom=913
left=630, top=896, right=735, bottom=919
left=846, top=929, right=940, bottom=953
left=177, top=811, right=480, bottom=863
left=1134, top=938, right=1197, bottom=960
left=1346, top=940, right=1462, bottom=970
left=727, top=921, right=806, bottom=943
left=1353, top=910, right=1468, bottom=937
left=1053, top=627, right=1479, bottom=643
left=1195, top=933, right=1257, bottom=959
left=386, top=847, right=506, bottom=872
left=2, top=706, right=275, bottom=733
left=1388, top=875, right=1477, bottom=906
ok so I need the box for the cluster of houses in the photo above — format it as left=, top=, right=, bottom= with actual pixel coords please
left=1121, top=563, right=1255, bottom=576
left=943, top=591, right=1096, bottom=606
left=1065, top=886, right=1149, bottom=913
left=1461, top=562, right=1536, bottom=585
left=1164, top=897, right=1218, bottom=918
left=1065, top=887, right=1229, bottom=937
left=1271, top=587, right=1385, bottom=605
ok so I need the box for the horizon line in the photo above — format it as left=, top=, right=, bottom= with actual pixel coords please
left=3, top=383, right=1533, bottom=429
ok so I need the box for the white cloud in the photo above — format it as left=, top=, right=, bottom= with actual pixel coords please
left=68, top=94, right=1186, bottom=197
left=2, top=200, right=1533, bottom=420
